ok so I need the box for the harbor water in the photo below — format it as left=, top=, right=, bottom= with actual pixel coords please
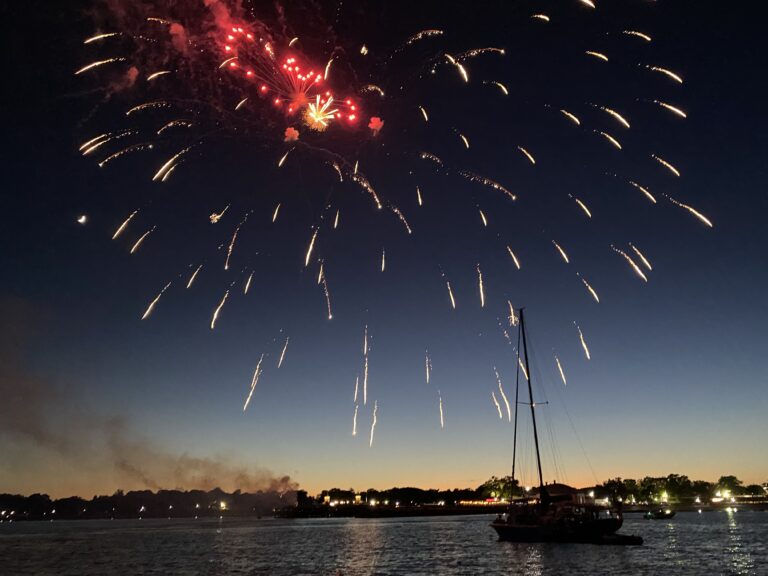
left=1, top=510, right=765, bottom=575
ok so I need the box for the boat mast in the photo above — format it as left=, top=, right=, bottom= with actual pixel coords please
left=511, top=321, right=521, bottom=483
left=519, top=308, right=544, bottom=491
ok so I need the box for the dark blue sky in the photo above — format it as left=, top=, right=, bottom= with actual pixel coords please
left=1, top=0, right=766, bottom=497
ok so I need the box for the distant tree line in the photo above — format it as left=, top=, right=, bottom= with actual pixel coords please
left=310, top=474, right=766, bottom=508
left=0, top=488, right=295, bottom=521
left=310, top=476, right=525, bottom=507
left=599, top=474, right=766, bottom=503
left=3, top=474, right=764, bottom=520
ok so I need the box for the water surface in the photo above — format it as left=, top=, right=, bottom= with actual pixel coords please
left=1, top=511, right=765, bottom=575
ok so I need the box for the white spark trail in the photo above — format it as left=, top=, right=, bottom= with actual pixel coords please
left=555, top=356, right=567, bottom=386
left=575, top=323, right=591, bottom=360
left=112, top=209, right=139, bottom=240
left=141, top=282, right=172, bottom=320
left=243, top=354, right=265, bottom=412
left=369, top=401, right=378, bottom=447
left=438, top=391, right=445, bottom=429
left=491, top=391, right=503, bottom=419
left=494, top=367, right=512, bottom=422
left=277, top=337, right=290, bottom=368
left=506, top=246, right=521, bottom=270
left=186, top=264, right=203, bottom=289
left=477, top=264, right=485, bottom=307
left=210, top=290, right=229, bottom=330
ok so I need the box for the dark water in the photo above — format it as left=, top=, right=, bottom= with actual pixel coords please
left=1, top=511, right=765, bottom=575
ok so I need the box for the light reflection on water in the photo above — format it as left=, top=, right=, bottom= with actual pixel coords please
left=726, top=509, right=755, bottom=575
left=0, top=511, right=766, bottom=575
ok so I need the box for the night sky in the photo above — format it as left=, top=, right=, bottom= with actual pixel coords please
left=1, top=0, right=766, bottom=498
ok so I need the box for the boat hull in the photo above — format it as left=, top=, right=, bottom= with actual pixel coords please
left=644, top=509, right=676, bottom=519
left=491, top=518, right=641, bottom=545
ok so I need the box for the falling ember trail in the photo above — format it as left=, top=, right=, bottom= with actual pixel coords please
left=518, top=357, right=529, bottom=381
left=494, top=368, right=512, bottom=422
left=243, top=354, right=265, bottom=412
left=79, top=133, right=109, bottom=151
left=611, top=245, right=648, bottom=282
left=352, top=174, right=383, bottom=209
left=438, top=391, right=445, bottom=429
left=352, top=405, right=358, bottom=436
left=580, top=275, right=600, bottom=302
left=277, top=337, right=290, bottom=368
left=75, top=57, right=125, bottom=75
left=477, top=264, right=485, bottom=307
left=555, top=356, right=567, bottom=386
left=210, top=290, right=229, bottom=330
left=444, top=54, right=469, bottom=82
left=629, top=243, right=653, bottom=271
left=333, top=210, right=340, bottom=229
left=130, top=226, right=155, bottom=254
left=572, top=197, right=592, bottom=218
left=445, top=279, right=457, bottom=309
left=624, top=30, right=652, bottom=42
left=425, top=351, right=432, bottom=384
left=141, top=282, right=172, bottom=320
left=585, top=51, right=609, bottom=62
left=507, top=247, right=521, bottom=270
left=153, top=145, right=194, bottom=182
left=369, top=401, right=378, bottom=447
left=83, top=32, right=120, bottom=44
left=595, top=131, right=622, bottom=150
left=653, top=100, right=687, bottom=119
left=452, top=174, right=511, bottom=198
left=645, top=65, right=683, bottom=84
left=517, top=146, right=536, bottom=165
left=148, top=70, right=172, bottom=81
left=381, top=249, right=386, bottom=272
left=665, top=196, right=713, bottom=227
left=652, top=154, right=681, bottom=177
left=560, top=109, right=581, bottom=125
left=363, top=355, right=369, bottom=406
left=112, top=210, right=139, bottom=240
left=244, top=272, right=254, bottom=294
left=628, top=181, right=657, bottom=204
left=594, top=105, right=631, bottom=129
left=321, top=277, right=333, bottom=319
left=272, top=203, right=281, bottom=222
left=491, top=391, right=503, bottom=419
left=575, top=323, right=591, bottom=360
left=224, top=218, right=247, bottom=270
left=508, top=301, right=519, bottom=327
left=391, top=206, right=412, bottom=234
left=99, top=143, right=154, bottom=168
left=304, top=228, right=319, bottom=267
left=186, top=264, right=203, bottom=289
left=353, top=376, right=359, bottom=403
left=485, top=81, right=509, bottom=95
left=552, top=241, right=570, bottom=264
left=278, top=148, right=294, bottom=167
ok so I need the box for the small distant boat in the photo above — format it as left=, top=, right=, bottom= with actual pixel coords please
left=644, top=508, right=676, bottom=519
left=490, top=309, right=643, bottom=546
